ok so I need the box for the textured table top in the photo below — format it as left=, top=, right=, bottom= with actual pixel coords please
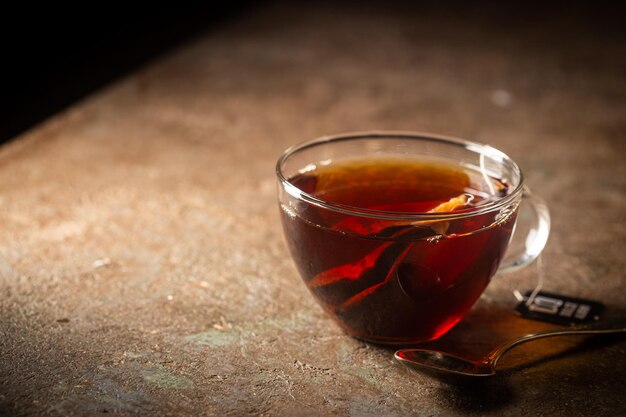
left=1, top=3, right=625, bottom=416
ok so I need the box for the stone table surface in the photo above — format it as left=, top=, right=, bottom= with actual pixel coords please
left=1, top=3, right=625, bottom=416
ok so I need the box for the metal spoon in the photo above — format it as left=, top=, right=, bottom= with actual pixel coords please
left=395, top=325, right=626, bottom=377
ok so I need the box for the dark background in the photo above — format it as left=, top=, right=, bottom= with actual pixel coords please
left=0, top=1, right=623, bottom=145
left=0, top=3, right=256, bottom=144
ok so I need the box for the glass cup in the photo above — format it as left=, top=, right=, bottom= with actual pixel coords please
left=276, top=131, right=550, bottom=345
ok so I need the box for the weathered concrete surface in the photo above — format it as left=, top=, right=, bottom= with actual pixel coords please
left=1, top=2, right=625, bottom=416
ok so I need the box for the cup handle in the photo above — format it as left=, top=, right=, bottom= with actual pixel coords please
left=498, top=186, right=551, bottom=273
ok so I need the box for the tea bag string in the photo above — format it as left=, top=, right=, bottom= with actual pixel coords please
left=513, top=254, right=544, bottom=306
left=480, top=152, right=544, bottom=305
left=480, top=152, right=497, bottom=196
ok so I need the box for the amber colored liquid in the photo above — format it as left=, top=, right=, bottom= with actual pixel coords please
left=280, top=158, right=517, bottom=344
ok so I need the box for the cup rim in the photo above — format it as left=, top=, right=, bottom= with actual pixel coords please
left=276, top=131, right=524, bottom=221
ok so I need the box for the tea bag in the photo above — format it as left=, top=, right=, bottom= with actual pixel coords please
left=422, top=194, right=469, bottom=236
left=428, top=194, right=469, bottom=213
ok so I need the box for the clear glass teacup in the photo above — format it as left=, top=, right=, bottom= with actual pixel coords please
left=277, top=132, right=550, bottom=345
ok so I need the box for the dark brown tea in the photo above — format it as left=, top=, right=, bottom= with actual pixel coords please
left=280, top=158, right=517, bottom=344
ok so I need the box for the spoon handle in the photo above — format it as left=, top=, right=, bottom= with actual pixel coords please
left=487, top=325, right=626, bottom=368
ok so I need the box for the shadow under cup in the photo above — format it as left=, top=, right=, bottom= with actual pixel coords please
left=277, top=132, right=536, bottom=345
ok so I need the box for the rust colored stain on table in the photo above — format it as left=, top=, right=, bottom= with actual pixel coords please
left=1, top=3, right=625, bottom=416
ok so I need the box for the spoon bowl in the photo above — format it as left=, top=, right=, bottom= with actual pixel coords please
left=395, top=349, right=495, bottom=376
